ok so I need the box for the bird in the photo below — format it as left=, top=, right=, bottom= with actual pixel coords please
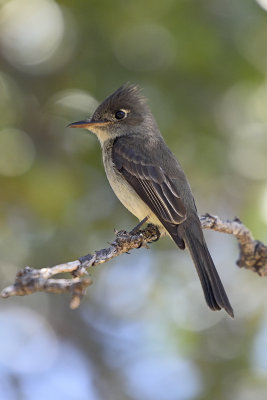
left=68, top=84, right=234, bottom=317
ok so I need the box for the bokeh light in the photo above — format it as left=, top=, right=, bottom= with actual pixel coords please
left=0, top=0, right=75, bottom=73
left=0, top=307, right=58, bottom=373
left=256, top=0, right=267, bottom=12
left=125, top=355, right=201, bottom=400
left=51, top=89, right=99, bottom=116
left=0, top=128, right=35, bottom=176
left=0, top=307, right=98, bottom=400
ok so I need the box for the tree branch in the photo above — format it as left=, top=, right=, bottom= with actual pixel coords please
left=1, top=214, right=267, bottom=308
left=200, top=214, right=267, bottom=275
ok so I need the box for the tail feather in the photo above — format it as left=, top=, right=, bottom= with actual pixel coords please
left=172, top=218, right=234, bottom=318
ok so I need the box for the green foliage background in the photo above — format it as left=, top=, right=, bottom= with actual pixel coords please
left=0, top=1, right=267, bottom=399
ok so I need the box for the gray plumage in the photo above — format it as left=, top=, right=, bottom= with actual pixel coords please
left=69, top=84, right=234, bottom=318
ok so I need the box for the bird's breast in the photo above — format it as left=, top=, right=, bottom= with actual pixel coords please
left=102, top=142, right=162, bottom=228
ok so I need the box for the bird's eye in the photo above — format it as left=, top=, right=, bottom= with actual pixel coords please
left=115, top=110, right=126, bottom=120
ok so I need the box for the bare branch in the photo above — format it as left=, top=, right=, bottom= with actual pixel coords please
left=1, top=224, right=160, bottom=308
left=1, top=215, right=267, bottom=308
left=200, top=213, right=267, bottom=276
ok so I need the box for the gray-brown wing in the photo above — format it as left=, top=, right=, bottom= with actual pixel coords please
left=112, top=136, right=187, bottom=224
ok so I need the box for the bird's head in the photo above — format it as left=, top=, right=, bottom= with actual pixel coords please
left=68, top=84, right=159, bottom=144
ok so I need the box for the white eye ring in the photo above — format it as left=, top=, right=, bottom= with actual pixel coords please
left=114, top=109, right=129, bottom=120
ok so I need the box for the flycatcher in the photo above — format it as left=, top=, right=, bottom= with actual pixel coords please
left=68, top=84, right=233, bottom=317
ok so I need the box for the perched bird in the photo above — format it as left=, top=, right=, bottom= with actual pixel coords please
left=68, top=84, right=233, bottom=317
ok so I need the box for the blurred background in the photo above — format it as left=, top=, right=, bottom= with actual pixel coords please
left=0, top=0, right=267, bottom=399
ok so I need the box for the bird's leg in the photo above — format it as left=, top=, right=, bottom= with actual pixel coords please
left=130, top=216, right=149, bottom=234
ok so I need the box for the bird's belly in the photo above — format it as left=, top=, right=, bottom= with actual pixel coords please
left=103, top=153, right=162, bottom=227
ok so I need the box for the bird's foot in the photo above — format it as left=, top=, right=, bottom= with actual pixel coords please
left=146, top=224, right=161, bottom=242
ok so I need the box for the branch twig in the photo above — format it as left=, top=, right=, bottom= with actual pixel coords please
left=1, top=224, right=160, bottom=308
left=200, top=214, right=267, bottom=275
left=1, top=215, right=266, bottom=308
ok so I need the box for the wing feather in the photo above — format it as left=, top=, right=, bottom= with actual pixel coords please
left=112, top=136, right=187, bottom=225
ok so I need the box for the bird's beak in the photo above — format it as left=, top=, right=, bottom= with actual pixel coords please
left=67, top=120, right=110, bottom=129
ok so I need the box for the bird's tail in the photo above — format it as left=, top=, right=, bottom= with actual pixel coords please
left=176, top=218, right=234, bottom=318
